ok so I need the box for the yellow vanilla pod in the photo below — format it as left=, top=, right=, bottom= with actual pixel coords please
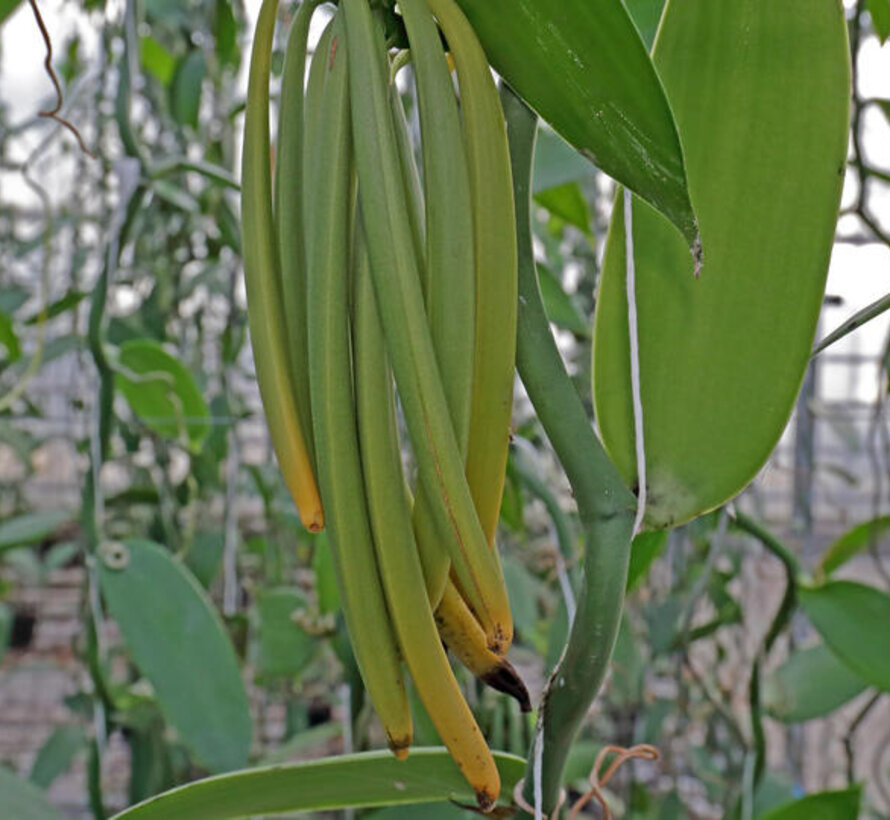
left=274, top=0, right=323, bottom=470
left=428, top=0, right=518, bottom=548
left=241, top=0, right=323, bottom=532
left=341, top=0, right=512, bottom=654
left=436, top=581, right=531, bottom=713
left=304, top=12, right=411, bottom=756
left=399, top=0, right=476, bottom=611
left=352, top=226, right=500, bottom=809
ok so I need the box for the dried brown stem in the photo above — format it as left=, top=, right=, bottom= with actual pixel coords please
left=28, top=0, right=96, bottom=158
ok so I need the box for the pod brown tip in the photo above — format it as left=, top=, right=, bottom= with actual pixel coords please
left=474, top=788, right=497, bottom=813
left=481, top=658, right=532, bottom=713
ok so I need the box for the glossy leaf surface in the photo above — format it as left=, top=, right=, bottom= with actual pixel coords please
left=593, top=0, right=849, bottom=528
left=111, top=749, right=525, bottom=819
left=454, top=0, right=697, bottom=244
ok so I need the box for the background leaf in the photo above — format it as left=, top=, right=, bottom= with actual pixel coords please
left=0, top=766, right=61, bottom=820
left=534, top=184, right=591, bottom=236
left=29, top=726, right=87, bottom=789
left=812, top=292, right=890, bottom=355
left=0, top=0, right=23, bottom=27
left=139, top=36, right=176, bottom=85
left=866, top=0, right=890, bottom=43
left=799, top=580, right=890, bottom=692
left=170, top=50, right=206, bottom=128
left=111, top=749, right=526, bottom=820
left=0, top=511, right=71, bottom=554
left=817, top=515, right=890, bottom=575
left=762, top=644, right=869, bottom=723
left=537, top=264, right=590, bottom=337
left=0, top=312, right=21, bottom=362
left=531, top=128, right=591, bottom=194
left=626, top=530, right=668, bottom=591
left=115, top=338, right=210, bottom=450
left=99, top=539, right=252, bottom=772
left=758, top=787, right=861, bottom=820
left=254, top=588, right=316, bottom=680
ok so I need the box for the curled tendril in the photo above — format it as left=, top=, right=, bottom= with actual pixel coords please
left=28, top=0, right=96, bottom=158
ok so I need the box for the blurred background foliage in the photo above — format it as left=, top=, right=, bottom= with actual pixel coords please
left=0, top=0, right=889, bottom=817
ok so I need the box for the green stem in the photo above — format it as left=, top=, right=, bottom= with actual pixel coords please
left=502, top=84, right=636, bottom=817
left=734, top=512, right=800, bottom=790
left=732, top=512, right=802, bottom=580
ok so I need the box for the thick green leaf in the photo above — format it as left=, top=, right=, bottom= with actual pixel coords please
left=763, top=644, right=869, bottom=723
left=115, top=339, right=210, bottom=450
left=758, top=787, right=861, bottom=820
left=867, top=0, right=890, bottom=43
left=254, top=588, right=316, bottom=680
left=110, top=749, right=525, bottom=819
left=537, top=265, right=590, bottom=337
left=0, top=767, right=61, bottom=820
left=455, top=0, right=697, bottom=244
left=30, top=726, right=86, bottom=789
left=366, top=804, right=477, bottom=819
left=592, top=1, right=849, bottom=528
left=99, top=539, right=252, bottom=772
left=626, top=530, right=668, bottom=591
left=799, top=580, right=890, bottom=693
left=817, top=515, right=890, bottom=576
left=0, top=511, right=71, bottom=554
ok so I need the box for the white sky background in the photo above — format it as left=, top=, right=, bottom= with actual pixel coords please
left=1, top=0, right=890, bottom=404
